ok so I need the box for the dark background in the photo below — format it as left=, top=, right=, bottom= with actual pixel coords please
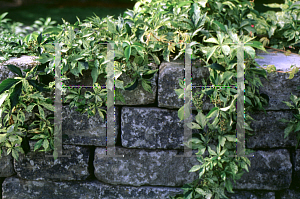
left=0, top=0, right=285, bottom=26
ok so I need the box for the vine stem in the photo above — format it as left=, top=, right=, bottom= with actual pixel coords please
left=264, top=45, right=299, bottom=56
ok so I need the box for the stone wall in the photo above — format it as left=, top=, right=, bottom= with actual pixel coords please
left=0, top=54, right=300, bottom=199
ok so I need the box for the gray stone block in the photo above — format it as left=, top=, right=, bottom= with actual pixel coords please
left=232, top=149, right=292, bottom=190
left=246, top=110, right=298, bottom=148
left=2, top=176, right=184, bottom=199
left=279, top=189, right=300, bottom=199
left=94, top=146, right=203, bottom=187
left=13, top=140, right=90, bottom=181
left=225, top=190, right=275, bottom=199
left=121, top=106, right=218, bottom=149
left=294, top=149, right=300, bottom=189
left=61, top=104, right=120, bottom=146
left=158, top=58, right=215, bottom=111
left=0, top=147, right=16, bottom=177
left=255, top=71, right=300, bottom=111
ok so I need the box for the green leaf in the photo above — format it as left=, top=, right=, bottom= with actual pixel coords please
left=206, top=107, right=219, bottom=119
left=33, top=139, right=43, bottom=152
left=178, top=105, right=185, bottom=121
left=230, top=161, right=238, bottom=174
left=0, top=133, right=7, bottom=143
left=124, top=45, right=131, bottom=62
left=207, top=146, right=217, bottom=156
left=187, top=122, right=202, bottom=129
left=198, top=167, right=205, bottom=178
left=0, top=79, right=21, bottom=96
left=124, top=78, right=138, bottom=91
left=38, top=105, right=45, bottom=120
left=43, top=139, right=49, bottom=150
left=295, top=121, right=300, bottom=133
left=107, top=19, right=117, bottom=34
left=37, top=33, right=42, bottom=45
left=207, top=63, right=226, bottom=72
left=246, top=41, right=267, bottom=52
left=27, top=80, right=50, bottom=92
left=189, top=165, right=202, bottom=172
left=5, top=64, right=23, bottom=77
left=225, top=179, right=234, bottom=193
left=115, top=79, right=125, bottom=90
left=9, top=135, right=19, bottom=143
left=42, top=27, right=63, bottom=35
left=77, top=61, right=86, bottom=76
left=31, top=134, right=47, bottom=139
left=9, top=82, right=22, bottom=110
left=225, top=134, right=236, bottom=142
left=12, top=149, right=19, bottom=161
left=175, top=89, right=185, bottom=99
left=0, top=92, right=9, bottom=108
left=195, top=111, right=207, bottom=129
left=284, top=123, right=294, bottom=139
left=213, top=20, right=226, bottom=32
left=204, top=37, right=219, bottom=44
left=219, top=136, right=226, bottom=147
left=244, top=46, right=256, bottom=58
left=204, top=44, right=217, bottom=62
left=39, top=101, right=54, bottom=112
left=91, top=67, right=99, bottom=85
left=149, top=53, right=160, bottom=65
left=141, top=80, right=152, bottom=93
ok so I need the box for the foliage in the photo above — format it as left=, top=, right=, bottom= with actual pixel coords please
left=0, top=0, right=300, bottom=198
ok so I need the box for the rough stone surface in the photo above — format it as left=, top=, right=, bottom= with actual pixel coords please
left=94, top=146, right=203, bottom=187
left=255, top=49, right=300, bottom=72
left=246, top=110, right=298, bottom=148
left=2, top=176, right=184, bottom=199
left=254, top=70, right=300, bottom=111
left=13, top=140, right=90, bottom=181
left=61, top=105, right=120, bottom=146
left=158, top=58, right=215, bottom=111
left=121, top=106, right=218, bottom=149
left=278, top=189, right=300, bottom=199
left=294, top=149, right=300, bottom=189
left=0, top=147, right=16, bottom=177
left=232, top=149, right=292, bottom=190
left=225, top=190, right=275, bottom=199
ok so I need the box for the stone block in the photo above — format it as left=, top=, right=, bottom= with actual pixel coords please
left=13, top=140, right=90, bottom=181
left=225, top=190, right=275, bottom=199
left=158, top=58, right=215, bottom=111
left=232, top=149, right=292, bottom=190
left=294, top=149, right=300, bottom=189
left=246, top=110, right=298, bottom=148
left=61, top=104, right=120, bottom=146
left=0, top=147, right=16, bottom=177
left=278, top=189, right=300, bottom=199
left=94, top=146, right=203, bottom=187
left=121, top=106, right=218, bottom=149
left=2, top=176, right=184, bottom=199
